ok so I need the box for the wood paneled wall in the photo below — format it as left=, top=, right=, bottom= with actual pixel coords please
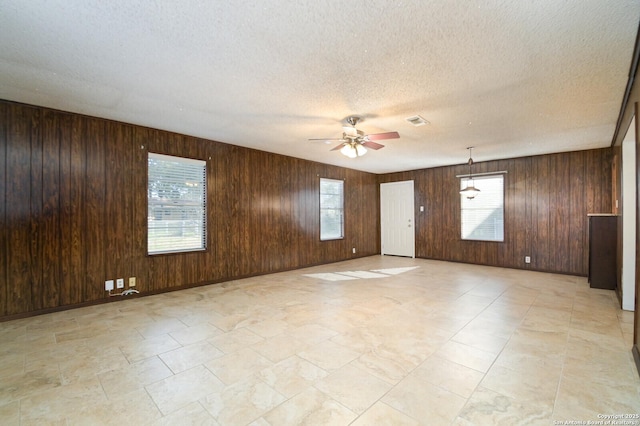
left=379, top=149, right=612, bottom=274
left=0, top=100, right=613, bottom=319
left=0, top=101, right=379, bottom=319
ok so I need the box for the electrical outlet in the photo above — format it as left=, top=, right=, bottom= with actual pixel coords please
left=128, top=277, right=136, bottom=287
left=525, top=256, right=531, bottom=264
left=116, top=278, right=124, bottom=289
left=352, top=248, right=356, bottom=254
left=105, top=280, right=114, bottom=291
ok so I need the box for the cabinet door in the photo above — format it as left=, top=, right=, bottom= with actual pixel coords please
left=588, top=216, right=617, bottom=290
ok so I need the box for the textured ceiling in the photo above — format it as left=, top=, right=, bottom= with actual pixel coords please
left=1, top=1, right=639, bottom=173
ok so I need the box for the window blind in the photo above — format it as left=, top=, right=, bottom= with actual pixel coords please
left=461, top=174, right=504, bottom=242
left=148, top=153, right=207, bottom=254
left=320, top=178, right=344, bottom=240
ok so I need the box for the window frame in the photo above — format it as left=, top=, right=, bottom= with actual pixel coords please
left=460, top=174, right=504, bottom=242
left=319, top=177, right=345, bottom=241
left=147, top=152, right=208, bottom=255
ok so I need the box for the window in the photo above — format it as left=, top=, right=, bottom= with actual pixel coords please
left=461, top=174, right=504, bottom=242
left=320, top=178, right=344, bottom=240
left=148, top=153, right=207, bottom=254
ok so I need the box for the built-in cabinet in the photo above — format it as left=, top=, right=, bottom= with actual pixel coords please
left=588, top=214, right=618, bottom=290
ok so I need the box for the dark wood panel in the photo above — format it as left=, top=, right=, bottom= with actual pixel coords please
left=0, top=103, right=7, bottom=316
left=635, top=104, right=640, bottom=372
left=104, top=121, right=130, bottom=293
left=0, top=99, right=612, bottom=319
left=524, top=156, right=534, bottom=269
left=444, top=166, right=462, bottom=262
left=138, top=128, right=160, bottom=292
left=586, top=149, right=612, bottom=213
left=569, top=151, right=586, bottom=274
left=29, top=107, right=43, bottom=311
left=60, top=115, right=86, bottom=305
left=5, top=104, right=36, bottom=314
left=424, top=168, right=444, bottom=259
left=83, top=117, right=107, bottom=301
left=533, top=154, right=551, bottom=270
left=39, top=110, right=63, bottom=309
left=58, top=114, right=84, bottom=306
left=379, top=149, right=611, bottom=276
left=588, top=215, right=617, bottom=289
left=551, top=153, right=571, bottom=272
left=501, top=158, right=524, bottom=269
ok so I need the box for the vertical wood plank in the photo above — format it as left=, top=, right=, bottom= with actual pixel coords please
left=29, top=108, right=43, bottom=310
left=503, top=158, right=524, bottom=268
left=552, top=153, right=571, bottom=272
left=132, top=129, right=150, bottom=292
left=121, top=125, right=135, bottom=287
left=104, top=121, right=129, bottom=289
left=569, top=151, right=586, bottom=275
left=534, top=154, right=551, bottom=271
left=59, top=112, right=75, bottom=306
left=5, top=104, right=35, bottom=314
left=39, top=110, right=63, bottom=309
left=524, top=156, right=533, bottom=269
left=430, top=167, right=445, bottom=259
left=0, top=103, right=7, bottom=316
left=83, top=117, right=107, bottom=301
left=63, top=115, right=86, bottom=305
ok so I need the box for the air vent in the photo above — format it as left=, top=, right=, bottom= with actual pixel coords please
left=405, top=115, right=429, bottom=126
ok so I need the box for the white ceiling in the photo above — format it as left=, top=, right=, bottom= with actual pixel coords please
left=1, top=1, right=638, bottom=173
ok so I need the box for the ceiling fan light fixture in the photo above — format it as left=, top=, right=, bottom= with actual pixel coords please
left=340, top=143, right=367, bottom=158
left=340, top=144, right=356, bottom=158
left=310, top=115, right=397, bottom=157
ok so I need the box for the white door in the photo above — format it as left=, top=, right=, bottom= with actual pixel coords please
left=380, top=180, right=415, bottom=257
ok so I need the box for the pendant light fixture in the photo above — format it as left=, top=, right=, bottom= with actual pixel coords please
left=460, top=147, right=480, bottom=199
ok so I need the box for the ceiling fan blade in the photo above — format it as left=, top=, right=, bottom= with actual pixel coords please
left=362, top=141, right=385, bottom=150
left=365, top=131, right=400, bottom=141
left=330, top=142, right=347, bottom=151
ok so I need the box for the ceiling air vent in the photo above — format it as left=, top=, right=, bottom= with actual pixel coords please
left=405, top=115, right=429, bottom=127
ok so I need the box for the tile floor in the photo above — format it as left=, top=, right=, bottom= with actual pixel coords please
left=1, top=256, right=639, bottom=425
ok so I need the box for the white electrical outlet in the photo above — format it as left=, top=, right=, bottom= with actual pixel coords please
left=116, top=278, right=124, bottom=289
left=105, top=280, right=114, bottom=291
left=129, top=277, right=136, bottom=287
left=525, top=256, right=531, bottom=264
left=352, top=248, right=356, bottom=254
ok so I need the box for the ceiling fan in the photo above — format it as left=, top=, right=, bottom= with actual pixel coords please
left=309, top=116, right=400, bottom=158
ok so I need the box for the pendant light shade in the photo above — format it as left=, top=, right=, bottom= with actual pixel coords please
left=460, top=183, right=480, bottom=199
left=460, top=147, right=480, bottom=199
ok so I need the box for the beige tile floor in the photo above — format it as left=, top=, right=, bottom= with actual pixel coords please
left=1, top=256, right=639, bottom=425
